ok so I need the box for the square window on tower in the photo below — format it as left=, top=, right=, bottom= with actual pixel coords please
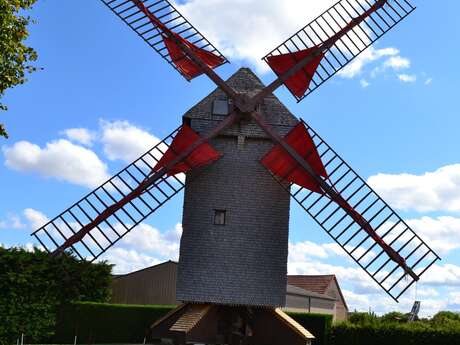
left=212, top=99, right=229, bottom=116
left=214, top=209, right=226, bottom=225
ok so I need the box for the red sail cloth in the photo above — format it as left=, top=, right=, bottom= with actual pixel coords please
left=163, top=35, right=225, bottom=80
left=131, top=0, right=224, bottom=80
left=153, top=125, right=222, bottom=176
left=265, top=1, right=385, bottom=97
left=266, top=47, right=325, bottom=98
left=261, top=122, right=328, bottom=193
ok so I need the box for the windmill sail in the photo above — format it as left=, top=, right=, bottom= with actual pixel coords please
left=32, top=125, right=222, bottom=262
left=263, top=0, right=416, bottom=101
left=100, top=0, right=228, bottom=80
left=262, top=120, right=440, bottom=302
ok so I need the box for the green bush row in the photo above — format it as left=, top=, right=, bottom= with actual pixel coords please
left=331, top=322, right=460, bottom=345
left=52, top=302, right=175, bottom=344
left=51, top=302, right=333, bottom=345
left=0, top=248, right=112, bottom=345
left=288, top=311, right=333, bottom=345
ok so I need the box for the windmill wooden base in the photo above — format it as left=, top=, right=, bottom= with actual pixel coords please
left=150, top=303, right=314, bottom=345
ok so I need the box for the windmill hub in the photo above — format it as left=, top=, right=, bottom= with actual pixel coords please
left=228, top=92, right=253, bottom=115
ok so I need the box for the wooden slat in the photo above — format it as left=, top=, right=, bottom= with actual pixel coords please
left=170, top=304, right=213, bottom=333
left=274, top=308, right=315, bottom=340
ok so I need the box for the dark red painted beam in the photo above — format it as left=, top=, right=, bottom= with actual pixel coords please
left=246, top=0, right=388, bottom=110
left=250, top=110, right=418, bottom=281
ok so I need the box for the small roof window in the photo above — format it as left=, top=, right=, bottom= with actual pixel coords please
left=212, top=99, right=229, bottom=116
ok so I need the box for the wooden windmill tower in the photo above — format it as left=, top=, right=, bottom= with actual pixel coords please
left=32, top=0, right=441, bottom=344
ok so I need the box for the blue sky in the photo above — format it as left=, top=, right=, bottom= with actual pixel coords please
left=1, top=0, right=460, bottom=316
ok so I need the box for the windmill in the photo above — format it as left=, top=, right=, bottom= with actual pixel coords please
left=31, top=0, right=440, bottom=344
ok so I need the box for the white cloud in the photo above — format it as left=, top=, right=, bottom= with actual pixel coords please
left=368, top=164, right=460, bottom=212
left=98, top=223, right=182, bottom=274
left=175, top=0, right=354, bottom=73
left=398, top=74, right=417, bottom=83
left=339, top=47, right=399, bottom=78
left=3, top=139, right=110, bottom=188
left=0, top=214, right=25, bottom=230
left=416, top=287, right=439, bottom=298
left=102, top=247, right=162, bottom=275
left=23, top=208, right=49, bottom=230
left=62, top=128, right=95, bottom=146
left=289, top=241, right=329, bottom=260
left=360, top=79, right=370, bottom=88
left=100, top=120, right=161, bottom=163
left=405, top=216, right=460, bottom=255
left=384, top=56, right=410, bottom=70
left=425, top=78, right=433, bottom=86
left=420, top=263, right=460, bottom=287
left=121, top=223, right=182, bottom=259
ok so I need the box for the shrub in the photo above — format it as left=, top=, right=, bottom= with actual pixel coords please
left=432, top=311, right=460, bottom=323
left=0, top=247, right=112, bottom=345
left=331, top=321, right=460, bottom=345
left=287, top=312, right=333, bottom=345
left=380, top=311, right=409, bottom=323
left=52, top=302, right=175, bottom=344
left=347, top=311, right=378, bottom=325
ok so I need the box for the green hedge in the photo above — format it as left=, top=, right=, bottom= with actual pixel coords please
left=52, top=302, right=175, bottom=344
left=0, top=248, right=112, bottom=345
left=288, top=312, right=332, bottom=345
left=331, top=322, right=460, bottom=345
left=52, top=302, right=332, bottom=345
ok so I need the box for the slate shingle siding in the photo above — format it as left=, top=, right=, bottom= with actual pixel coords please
left=177, top=68, right=298, bottom=307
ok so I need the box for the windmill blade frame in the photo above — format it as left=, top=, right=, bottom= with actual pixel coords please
left=32, top=126, right=185, bottom=261
left=262, top=119, right=440, bottom=302
left=100, top=0, right=228, bottom=80
left=258, top=0, right=416, bottom=102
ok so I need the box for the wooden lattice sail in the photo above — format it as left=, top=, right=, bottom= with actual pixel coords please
left=262, top=120, right=439, bottom=301
left=263, top=0, right=416, bottom=101
left=100, top=0, right=228, bottom=80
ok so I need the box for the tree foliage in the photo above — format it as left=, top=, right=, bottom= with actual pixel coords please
left=334, top=310, right=460, bottom=345
left=0, top=247, right=112, bottom=345
left=0, top=0, right=38, bottom=138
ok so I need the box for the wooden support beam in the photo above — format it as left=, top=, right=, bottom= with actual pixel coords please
left=249, top=110, right=418, bottom=281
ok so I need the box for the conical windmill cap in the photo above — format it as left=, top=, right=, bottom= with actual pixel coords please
left=184, top=67, right=298, bottom=137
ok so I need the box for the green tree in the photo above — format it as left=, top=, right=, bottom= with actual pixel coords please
left=0, top=247, right=112, bottom=345
left=348, top=311, right=378, bottom=325
left=380, top=311, right=409, bottom=323
left=0, top=0, right=38, bottom=139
